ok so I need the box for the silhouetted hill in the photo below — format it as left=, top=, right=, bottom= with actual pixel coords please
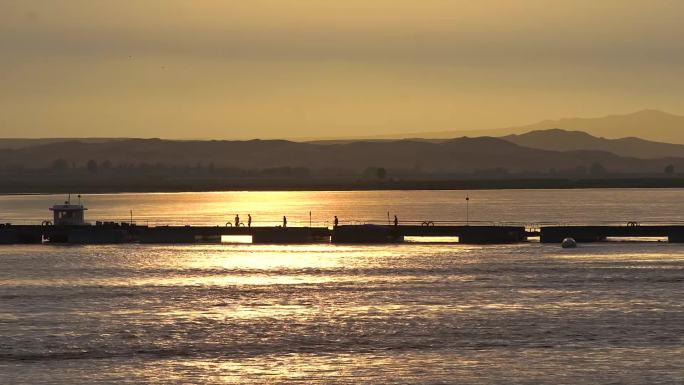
left=362, top=110, right=684, bottom=144
left=501, top=110, right=684, bottom=144
left=502, top=129, right=684, bottom=159
left=1, top=137, right=682, bottom=175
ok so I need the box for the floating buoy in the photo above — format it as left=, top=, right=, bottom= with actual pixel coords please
left=561, top=237, right=577, bottom=248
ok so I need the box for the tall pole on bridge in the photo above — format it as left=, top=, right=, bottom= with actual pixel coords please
left=466, top=196, right=470, bottom=226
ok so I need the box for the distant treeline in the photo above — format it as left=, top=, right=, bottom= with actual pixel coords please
left=1, top=157, right=679, bottom=179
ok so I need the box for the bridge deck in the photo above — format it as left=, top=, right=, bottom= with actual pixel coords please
left=0, top=224, right=527, bottom=244
left=540, top=225, right=684, bottom=243
left=2, top=223, right=683, bottom=244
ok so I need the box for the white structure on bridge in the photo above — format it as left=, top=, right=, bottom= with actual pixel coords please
left=49, top=194, right=87, bottom=226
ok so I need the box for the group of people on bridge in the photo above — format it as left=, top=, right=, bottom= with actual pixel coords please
left=231, top=214, right=288, bottom=227
left=230, top=214, right=399, bottom=228
left=232, top=214, right=252, bottom=227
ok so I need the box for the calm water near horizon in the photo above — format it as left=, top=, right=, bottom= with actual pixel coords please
left=1, top=188, right=683, bottom=226
left=1, top=189, right=683, bottom=384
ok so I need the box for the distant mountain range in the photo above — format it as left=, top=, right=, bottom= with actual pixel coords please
left=0, top=110, right=682, bottom=176
left=0, top=136, right=681, bottom=175
left=500, top=109, right=684, bottom=145
left=2, top=109, right=683, bottom=147
left=503, top=129, right=684, bottom=159
left=309, top=127, right=684, bottom=160
left=366, top=110, right=684, bottom=144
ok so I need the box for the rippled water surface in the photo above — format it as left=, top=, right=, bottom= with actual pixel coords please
left=1, top=189, right=683, bottom=384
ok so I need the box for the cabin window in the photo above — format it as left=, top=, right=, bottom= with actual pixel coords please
left=54, top=210, right=83, bottom=223
left=57, top=211, right=75, bottom=219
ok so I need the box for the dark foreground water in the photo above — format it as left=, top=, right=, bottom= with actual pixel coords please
left=1, top=189, right=683, bottom=383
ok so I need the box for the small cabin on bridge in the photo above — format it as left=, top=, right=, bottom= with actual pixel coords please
left=49, top=199, right=87, bottom=226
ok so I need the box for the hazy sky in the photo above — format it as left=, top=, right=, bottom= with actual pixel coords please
left=1, top=0, right=683, bottom=139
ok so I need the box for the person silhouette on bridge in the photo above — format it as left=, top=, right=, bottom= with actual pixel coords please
left=334, top=216, right=339, bottom=227
left=283, top=216, right=287, bottom=228
left=235, top=214, right=240, bottom=227
left=247, top=214, right=252, bottom=227
left=394, top=215, right=398, bottom=226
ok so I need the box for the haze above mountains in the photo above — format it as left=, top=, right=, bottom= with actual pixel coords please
left=1, top=109, right=682, bottom=147
left=364, top=110, right=684, bottom=145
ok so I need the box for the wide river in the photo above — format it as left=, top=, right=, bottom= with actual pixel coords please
left=1, top=189, right=683, bottom=384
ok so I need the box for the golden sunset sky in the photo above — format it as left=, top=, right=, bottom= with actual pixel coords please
left=1, top=0, right=683, bottom=139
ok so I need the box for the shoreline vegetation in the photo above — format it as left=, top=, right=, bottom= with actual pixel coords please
left=1, top=176, right=683, bottom=195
